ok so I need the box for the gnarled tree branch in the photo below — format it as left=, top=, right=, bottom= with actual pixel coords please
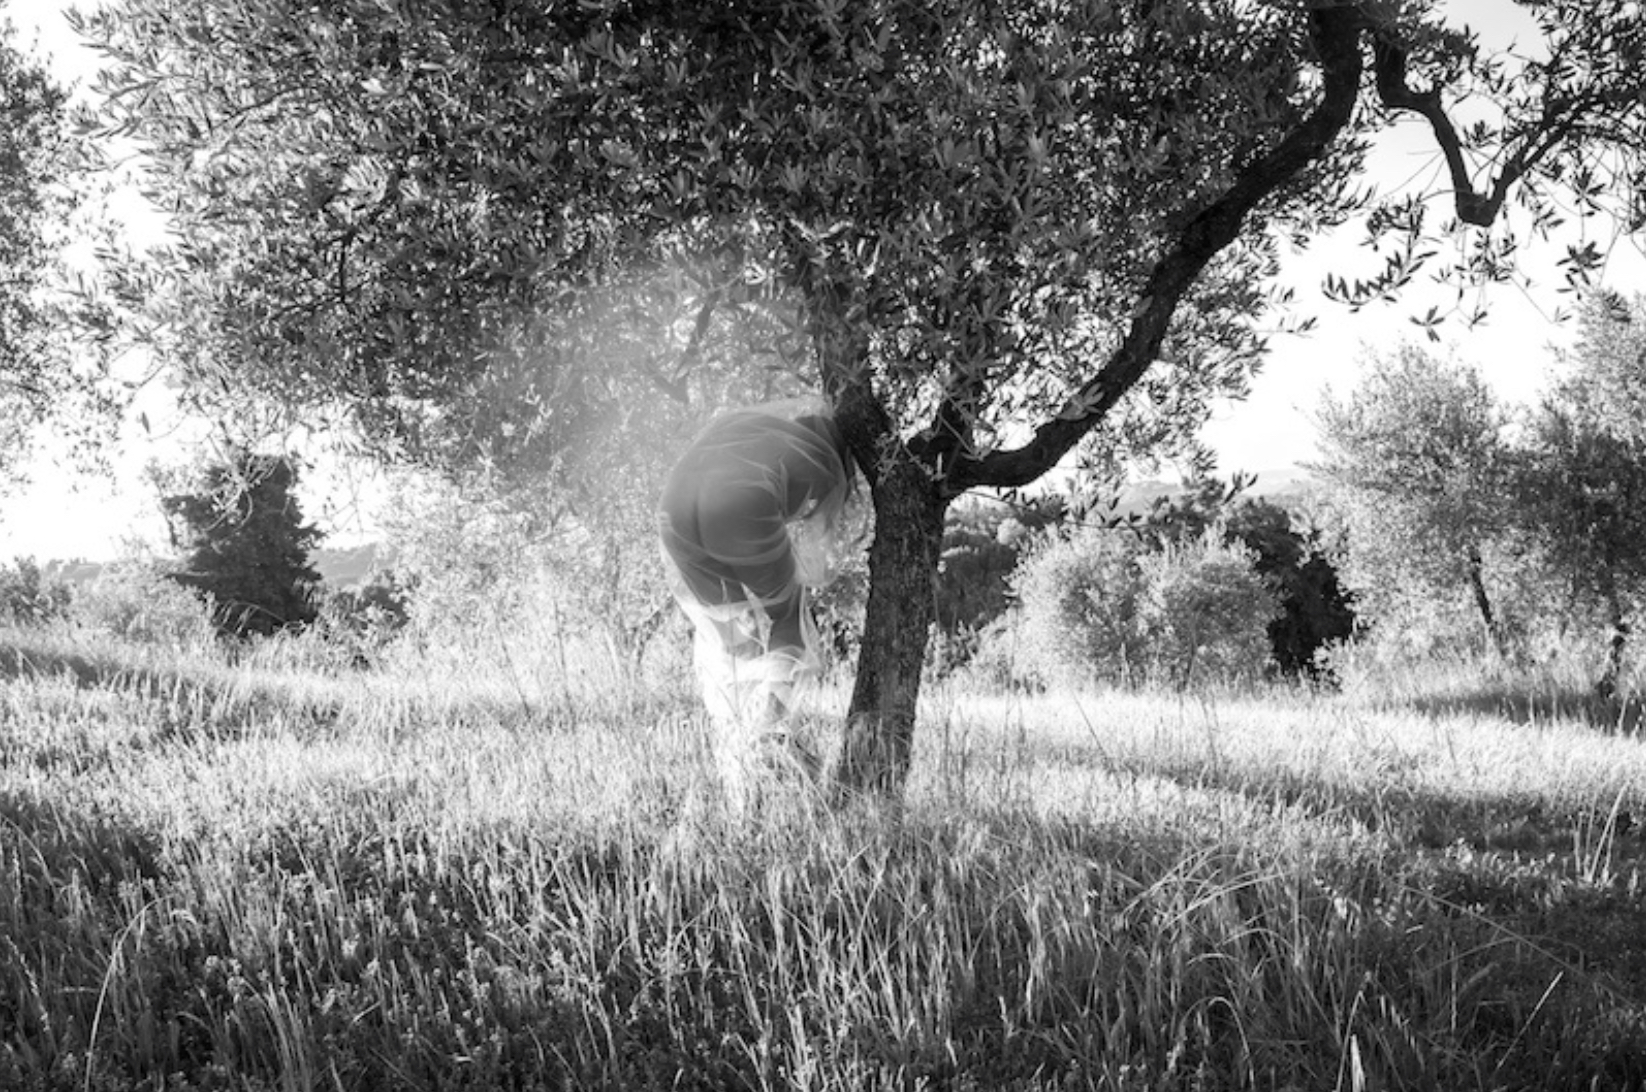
left=1370, top=34, right=1500, bottom=227
left=1369, top=31, right=1615, bottom=230
left=953, top=4, right=1367, bottom=492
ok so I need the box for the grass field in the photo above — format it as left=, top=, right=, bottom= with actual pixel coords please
left=3, top=621, right=1646, bottom=1091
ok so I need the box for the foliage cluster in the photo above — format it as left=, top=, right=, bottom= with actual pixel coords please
left=0, top=555, right=71, bottom=624
left=942, top=479, right=1352, bottom=689
left=372, top=466, right=675, bottom=674
left=74, top=0, right=1333, bottom=468
left=925, top=494, right=1066, bottom=666
left=0, top=553, right=411, bottom=665
left=0, top=7, right=96, bottom=474
left=62, top=562, right=219, bottom=649
left=0, top=556, right=220, bottom=649
left=1318, top=293, right=1646, bottom=693
left=313, top=568, right=411, bottom=651
left=1127, top=477, right=1356, bottom=678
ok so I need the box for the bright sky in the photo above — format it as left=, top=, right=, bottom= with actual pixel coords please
left=2, top=0, right=1642, bottom=561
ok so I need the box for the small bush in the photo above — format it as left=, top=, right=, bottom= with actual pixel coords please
left=69, top=563, right=218, bottom=649
left=0, top=557, right=71, bottom=625
left=1136, top=534, right=1280, bottom=687
left=962, top=611, right=1046, bottom=692
left=1010, top=527, right=1280, bottom=688
left=1013, top=529, right=1150, bottom=686
left=322, top=570, right=411, bottom=636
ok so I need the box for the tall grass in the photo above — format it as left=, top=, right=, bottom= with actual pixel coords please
left=3, top=618, right=1646, bottom=1090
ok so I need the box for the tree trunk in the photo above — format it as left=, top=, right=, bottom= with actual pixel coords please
left=1464, top=546, right=1511, bottom=660
left=832, top=459, right=949, bottom=798
left=1598, top=569, right=1629, bottom=701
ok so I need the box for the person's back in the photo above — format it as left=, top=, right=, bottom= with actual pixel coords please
left=659, top=408, right=851, bottom=614
left=657, top=400, right=861, bottom=804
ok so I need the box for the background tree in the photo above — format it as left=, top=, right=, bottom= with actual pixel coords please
left=83, top=0, right=1646, bottom=794
left=1314, top=346, right=1518, bottom=658
left=1553, top=291, right=1646, bottom=447
left=1513, top=293, right=1646, bottom=696
left=1221, top=500, right=1355, bottom=680
left=0, top=5, right=89, bottom=477
left=162, top=449, right=323, bottom=637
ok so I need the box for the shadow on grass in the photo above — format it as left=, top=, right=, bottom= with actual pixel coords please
left=0, top=639, right=115, bottom=688
left=1405, top=686, right=1646, bottom=734
left=0, top=636, right=345, bottom=741
left=0, top=786, right=169, bottom=891
left=1006, top=708, right=1642, bottom=864
left=1127, top=743, right=1639, bottom=858
left=1016, top=731, right=1646, bottom=1023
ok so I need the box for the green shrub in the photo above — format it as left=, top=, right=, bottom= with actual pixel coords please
left=1136, top=533, right=1280, bottom=687
left=1134, top=479, right=1357, bottom=678
left=69, top=563, right=218, bottom=648
left=1010, top=527, right=1279, bottom=688
left=0, top=556, right=71, bottom=625
left=1013, top=529, right=1150, bottom=687
left=311, top=570, right=413, bottom=666
left=322, top=570, right=411, bottom=636
left=962, top=610, right=1045, bottom=691
left=927, top=496, right=1064, bottom=671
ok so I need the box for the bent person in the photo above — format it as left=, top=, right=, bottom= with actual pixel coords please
left=658, top=398, right=862, bottom=802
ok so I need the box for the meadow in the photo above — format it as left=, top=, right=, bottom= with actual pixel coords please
left=3, top=618, right=1646, bottom=1091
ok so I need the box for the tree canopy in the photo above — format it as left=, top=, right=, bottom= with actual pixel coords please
left=79, top=0, right=1646, bottom=793
left=1515, top=293, right=1646, bottom=694
left=82, top=0, right=1337, bottom=469
left=1314, top=344, right=1515, bottom=653
left=0, top=5, right=81, bottom=473
left=1318, top=294, right=1646, bottom=688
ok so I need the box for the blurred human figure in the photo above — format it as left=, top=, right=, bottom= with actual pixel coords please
left=659, top=397, right=863, bottom=803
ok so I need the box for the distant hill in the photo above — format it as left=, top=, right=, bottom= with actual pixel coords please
left=1242, top=466, right=1319, bottom=506
left=311, top=543, right=396, bottom=588
left=1105, top=467, right=1318, bottom=517
left=41, top=543, right=396, bottom=590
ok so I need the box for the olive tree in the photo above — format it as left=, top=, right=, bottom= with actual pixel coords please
left=83, top=0, right=1646, bottom=794
left=1314, top=345, right=1517, bottom=657
left=1515, top=293, right=1646, bottom=696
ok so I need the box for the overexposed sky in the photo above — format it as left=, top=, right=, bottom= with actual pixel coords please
left=2, top=0, right=1642, bottom=560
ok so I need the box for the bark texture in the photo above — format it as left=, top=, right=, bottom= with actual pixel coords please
left=1598, top=568, right=1630, bottom=700
left=831, top=460, right=949, bottom=797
